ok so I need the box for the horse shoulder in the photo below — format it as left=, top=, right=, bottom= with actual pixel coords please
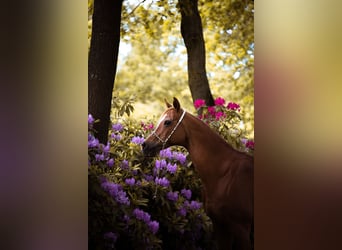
left=228, top=155, right=253, bottom=217
left=209, top=154, right=252, bottom=218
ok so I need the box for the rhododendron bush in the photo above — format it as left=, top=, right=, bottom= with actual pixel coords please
left=194, top=97, right=254, bottom=153
left=89, top=97, right=253, bottom=249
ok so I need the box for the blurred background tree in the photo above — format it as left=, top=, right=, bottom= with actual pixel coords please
left=88, top=0, right=254, bottom=138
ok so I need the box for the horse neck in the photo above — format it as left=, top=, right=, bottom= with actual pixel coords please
left=181, top=113, right=236, bottom=178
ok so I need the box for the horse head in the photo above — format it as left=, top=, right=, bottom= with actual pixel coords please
left=142, top=97, right=187, bottom=157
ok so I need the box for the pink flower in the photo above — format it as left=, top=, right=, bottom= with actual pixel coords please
left=207, top=106, right=216, bottom=116
left=214, top=97, right=225, bottom=106
left=194, top=99, right=206, bottom=109
left=227, top=102, right=240, bottom=111
left=215, top=111, right=225, bottom=120
left=245, top=140, right=254, bottom=150
left=141, top=122, right=154, bottom=131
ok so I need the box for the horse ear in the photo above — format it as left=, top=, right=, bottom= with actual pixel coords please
left=165, top=99, right=172, bottom=108
left=173, top=97, right=181, bottom=112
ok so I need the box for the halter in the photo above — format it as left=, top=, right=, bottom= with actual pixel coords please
left=151, top=109, right=186, bottom=199
left=151, top=109, right=186, bottom=149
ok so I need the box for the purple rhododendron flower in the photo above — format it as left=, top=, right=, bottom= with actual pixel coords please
left=120, top=160, right=129, bottom=170
left=181, top=189, right=192, bottom=200
left=104, top=232, right=118, bottom=242
left=148, top=220, right=159, bottom=234
left=178, top=207, right=187, bottom=217
left=95, top=153, right=105, bottom=161
left=107, top=158, right=114, bottom=167
left=111, top=133, right=122, bottom=141
left=131, top=136, right=145, bottom=145
left=166, top=191, right=179, bottom=202
left=125, top=177, right=135, bottom=186
left=112, top=123, right=123, bottom=132
left=155, top=177, right=170, bottom=187
left=144, top=174, right=154, bottom=182
left=240, top=138, right=248, bottom=144
left=101, top=182, right=130, bottom=206
left=155, top=159, right=167, bottom=170
left=114, top=191, right=130, bottom=205
left=166, top=163, right=177, bottom=174
left=88, top=114, right=95, bottom=127
left=172, top=152, right=187, bottom=165
left=189, top=200, right=202, bottom=210
left=214, top=97, right=225, bottom=106
left=133, top=208, right=151, bottom=223
left=103, top=143, right=110, bottom=153
left=159, top=148, right=173, bottom=159
left=101, top=181, right=120, bottom=195
left=194, top=99, right=206, bottom=109
left=88, top=135, right=99, bottom=148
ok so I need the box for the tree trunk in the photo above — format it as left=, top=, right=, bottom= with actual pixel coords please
left=88, top=0, right=123, bottom=144
left=179, top=0, right=214, bottom=107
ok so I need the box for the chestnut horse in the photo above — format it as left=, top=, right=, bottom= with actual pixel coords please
left=142, top=98, right=253, bottom=250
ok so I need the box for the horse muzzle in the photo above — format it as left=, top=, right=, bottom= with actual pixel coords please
left=142, top=141, right=162, bottom=157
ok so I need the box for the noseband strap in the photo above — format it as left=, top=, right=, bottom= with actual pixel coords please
left=152, top=109, right=186, bottom=148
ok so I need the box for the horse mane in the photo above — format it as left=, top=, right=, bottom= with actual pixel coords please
left=185, top=110, right=253, bottom=158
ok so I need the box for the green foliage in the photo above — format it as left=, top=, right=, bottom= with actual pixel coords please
left=200, top=0, right=254, bottom=137
left=88, top=0, right=93, bottom=50
left=88, top=0, right=254, bottom=137
left=111, top=95, right=135, bottom=118
left=194, top=96, right=254, bottom=155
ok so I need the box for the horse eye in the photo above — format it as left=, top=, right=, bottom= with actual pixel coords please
left=164, top=120, right=172, bottom=126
